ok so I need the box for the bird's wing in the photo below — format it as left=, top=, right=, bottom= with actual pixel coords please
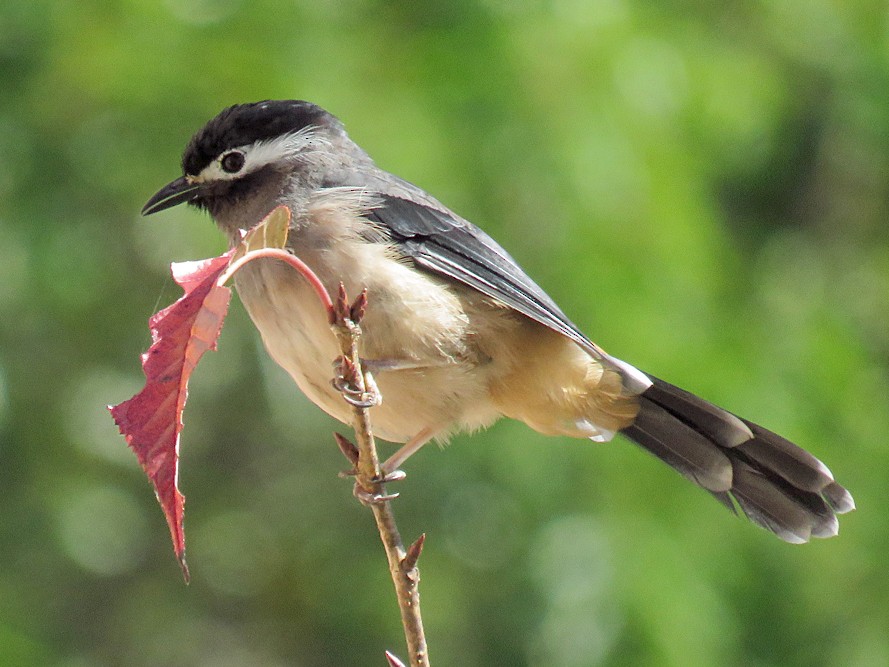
left=363, top=193, right=604, bottom=356
left=361, top=192, right=652, bottom=392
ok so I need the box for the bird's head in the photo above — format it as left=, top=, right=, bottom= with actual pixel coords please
left=142, top=100, right=347, bottom=220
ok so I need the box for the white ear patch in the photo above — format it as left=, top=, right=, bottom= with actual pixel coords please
left=191, top=125, right=329, bottom=183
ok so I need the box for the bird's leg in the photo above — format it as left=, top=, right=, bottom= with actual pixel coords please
left=360, top=358, right=450, bottom=374
left=332, top=356, right=453, bottom=408
left=341, top=426, right=434, bottom=487
left=338, top=356, right=454, bottom=376
left=381, top=427, right=436, bottom=476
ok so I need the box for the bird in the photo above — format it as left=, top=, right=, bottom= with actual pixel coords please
left=143, top=100, right=854, bottom=543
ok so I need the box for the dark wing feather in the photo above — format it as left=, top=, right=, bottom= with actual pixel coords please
left=364, top=194, right=603, bottom=359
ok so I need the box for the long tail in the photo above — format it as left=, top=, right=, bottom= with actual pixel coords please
left=619, top=376, right=855, bottom=543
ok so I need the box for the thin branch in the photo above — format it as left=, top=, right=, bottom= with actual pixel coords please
left=331, top=284, right=430, bottom=667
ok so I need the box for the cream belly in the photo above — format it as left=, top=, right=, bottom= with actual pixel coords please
left=232, top=251, right=505, bottom=444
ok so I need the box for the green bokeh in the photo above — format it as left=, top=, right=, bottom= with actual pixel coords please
left=1, top=1, right=886, bottom=665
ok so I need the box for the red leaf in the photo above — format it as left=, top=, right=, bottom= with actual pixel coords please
left=109, top=252, right=233, bottom=581
left=110, top=206, right=333, bottom=580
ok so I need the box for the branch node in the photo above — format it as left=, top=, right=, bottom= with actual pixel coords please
left=403, top=533, right=426, bottom=573
left=333, top=432, right=360, bottom=467
left=385, top=651, right=407, bottom=667
left=350, top=287, right=369, bottom=323
left=334, top=281, right=350, bottom=325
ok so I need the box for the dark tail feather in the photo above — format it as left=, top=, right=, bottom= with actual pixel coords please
left=620, top=376, right=855, bottom=543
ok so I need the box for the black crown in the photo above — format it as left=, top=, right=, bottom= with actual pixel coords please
left=181, top=100, right=337, bottom=176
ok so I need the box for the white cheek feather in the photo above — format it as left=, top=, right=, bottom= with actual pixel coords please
left=191, top=125, right=331, bottom=183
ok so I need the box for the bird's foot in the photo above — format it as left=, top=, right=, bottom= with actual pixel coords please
left=349, top=470, right=407, bottom=506
left=331, top=355, right=381, bottom=408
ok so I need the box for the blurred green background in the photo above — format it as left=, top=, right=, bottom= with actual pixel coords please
left=1, top=1, right=887, bottom=665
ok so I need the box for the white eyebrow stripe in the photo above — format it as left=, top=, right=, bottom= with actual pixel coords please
left=193, top=125, right=330, bottom=183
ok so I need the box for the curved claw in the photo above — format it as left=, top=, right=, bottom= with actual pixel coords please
left=343, top=393, right=380, bottom=409
left=331, top=358, right=382, bottom=408
left=331, top=376, right=380, bottom=408
left=380, top=469, right=406, bottom=483
left=353, top=482, right=400, bottom=506
left=331, top=375, right=362, bottom=396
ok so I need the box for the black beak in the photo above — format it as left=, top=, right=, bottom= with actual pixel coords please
left=142, top=176, right=204, bottom=215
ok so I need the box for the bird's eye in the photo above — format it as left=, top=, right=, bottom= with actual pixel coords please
left=220, top=151, right=245, bottom=174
